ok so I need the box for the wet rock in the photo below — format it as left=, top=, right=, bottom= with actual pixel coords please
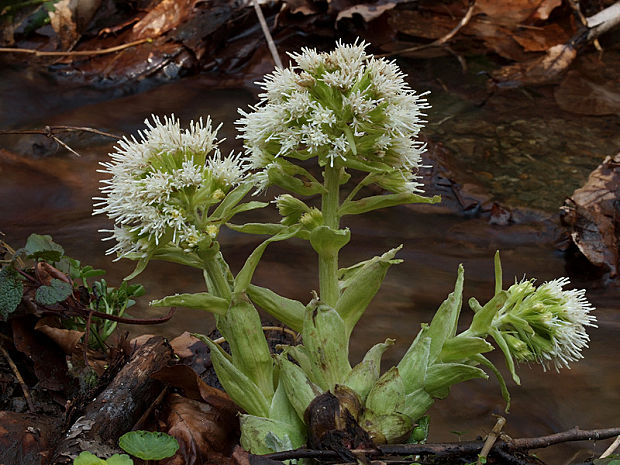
left=560, top=153, right=620, bottom=278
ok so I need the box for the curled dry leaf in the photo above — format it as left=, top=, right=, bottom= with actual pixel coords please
left=161, top=393, right=240, bottom=465
left=169, top=331, right=211, bottom=376
left=34, top=316, right=84, bottom=355
left=561, top=153, right=620, bottom=278
left=132, top=0, right=197, bottom=39
left=11, top=317, right=73, bottom=392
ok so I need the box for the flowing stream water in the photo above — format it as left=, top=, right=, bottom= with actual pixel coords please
left=1, top=57, right=619, bottom=464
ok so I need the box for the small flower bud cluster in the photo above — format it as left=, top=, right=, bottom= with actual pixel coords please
left=496, top=277, right=596, bottom=370
left=236, top=40, right=430, bottom=193
left=94, top=114, right=247, bottom=258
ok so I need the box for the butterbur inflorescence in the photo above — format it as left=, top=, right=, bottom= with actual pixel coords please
left=236, top=40, right=430, bottom=193
left=497, top=277, right=597, bottom=370
left=94, top=114, right=247, bottom=258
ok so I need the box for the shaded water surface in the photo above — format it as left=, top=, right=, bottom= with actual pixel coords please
left=1, top=60, right=619, bottom=464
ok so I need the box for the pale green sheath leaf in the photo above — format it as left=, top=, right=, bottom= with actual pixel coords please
left=199, top=336, right=270, bottom=417
left=426, top=265, right=464, bottom=364
left=218, top=293, right=274, bottom=399
left=284, top=344, right=328, bottom=389
left=247, top=284, right=305, bottom=332
left=344, top=338, right=394, bottom=402
left=151, top=246, right=204, bottom=268
left=335, top=246, right=402, bottom=337
left=361, top=410, right=413, bottom=445
left=339, top=193, right=441, bottom=216
left=400, top=388, right=434, bottom=421
left=397, top=332, right=431, bottom=394
left=309, top=226, right=351, bottom=257
left=438, top=335, right=494, bottom=362
left=240, top=415, right=306, bottom=454
left=219, top=201, right=269, bottom=220
left=277, top=355, right=323, bottom=421
left=302, top=302, right=351, bottom=390
left=468, top=291, right=508, bottom=336
left=234, top=225, right=302, bottom=293
left=365, top=367, right=406, bottom=415
left=150, top=292, right=228, bottom=316
left=424, top=363, right=488, bottom=399
left=268, top=160, right=325, bottom=196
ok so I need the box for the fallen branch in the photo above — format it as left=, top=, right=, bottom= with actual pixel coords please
left=252, top=0, right=283, bottom=68
left=263, top=426, right=620, bottom=461
left=0, top=38, right=151, bottom=57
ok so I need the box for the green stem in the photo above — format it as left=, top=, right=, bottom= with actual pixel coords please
left=319, top=165, right=341, bottom=307
left=203, top=254, right=232, bottom=301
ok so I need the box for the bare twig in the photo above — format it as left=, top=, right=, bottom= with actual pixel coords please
left=263, top=426, right=620, bottom=461
left=0, top=38, right=151, bottom=57
left=477, top=416, right=506, bottom=464
left=600, top=434, right=620, bottom=459
left=0, top=125, right=119, bottom=157
left=380, top=0, right=476, bottom=58
left=252, top=0, right=283, bottom=68
left=0, top=125, right=119, bottom=139
left=0, top=343, right=35, bottom=412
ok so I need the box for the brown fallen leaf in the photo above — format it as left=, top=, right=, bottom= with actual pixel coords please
left=512, top=23, right=571, bottom=52
left=153, top=364, right=240, bottom=415
left=475, top=0, right=549, bottom=26
left=49, top=0, right=102, bottom=49
left=11, top=316, right=74, bottom=392
left=162, top=393, right=240, bottom=465
left=34, top=316, right=84, bottom=355
left=337, top=1, right=398, bottom=23
left=132, top=0, right=197, bottom=39
left=169, top=331, right=211, bottom=376
left=0, top=412, right=61, bottom=465
left=561, top=153, right=620, bottom=278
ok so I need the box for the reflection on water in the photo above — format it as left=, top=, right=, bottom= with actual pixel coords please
left=1, top=64, right=618, bottom=464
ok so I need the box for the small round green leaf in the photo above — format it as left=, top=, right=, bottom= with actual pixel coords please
left=118, top=431, right=179, bottom=460
left=25, top=234, right=64, bottom=262
left=0, top=267, right=23, bottom=320
left=35, top=279, right=73, bottom=306
left=73, top=451, right=106, bottom=465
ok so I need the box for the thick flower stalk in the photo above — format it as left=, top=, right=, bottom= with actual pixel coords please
left=94, top=114, right=248, bottom=262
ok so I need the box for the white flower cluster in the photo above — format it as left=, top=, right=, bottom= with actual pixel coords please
left=236, top=40, right=430, bottom=193
left=94, top=114, right=247, bottom=258
left=498, top=277, right=597, bottom=370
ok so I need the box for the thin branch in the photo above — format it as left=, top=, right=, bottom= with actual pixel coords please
left=380, top=0, right=476, bottom=58
left=600, top=434, right=620, bottom=459
left=0, top=125, right=119, bottom=157
left=0, top=343, right=35, bottom=413
left=252, top=0, right=283, bottom=68
left=478, top=416, right=506, bottom=464
left=0, top=125, right=119, bottom=139
left=0, top=38, right=151, bottom=57
left=263, top=426, right=620, bottom=461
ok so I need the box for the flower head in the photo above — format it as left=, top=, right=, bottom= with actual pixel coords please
left=236, top=40, right=430, bottom=194
left=496, top=277, right=596, bottom=370
left=94, top=114, right=247, bottom=258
